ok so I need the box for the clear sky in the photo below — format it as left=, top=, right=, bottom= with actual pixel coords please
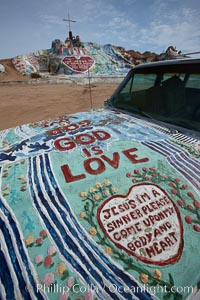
left=0, top=0, right=200, bottom=59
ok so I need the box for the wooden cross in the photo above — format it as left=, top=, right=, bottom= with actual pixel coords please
left=63, top=13, right=76, bottom=32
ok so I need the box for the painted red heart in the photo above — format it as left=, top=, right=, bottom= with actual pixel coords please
left=97, top=183, right=184, bottom=266
left=62, top=55, right=95, bottom=73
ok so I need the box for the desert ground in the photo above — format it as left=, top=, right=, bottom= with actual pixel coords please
left=0, top=59, right=120, bottom=130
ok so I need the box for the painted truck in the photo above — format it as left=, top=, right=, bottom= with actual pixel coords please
left=0, top=58, right=200, bottom=300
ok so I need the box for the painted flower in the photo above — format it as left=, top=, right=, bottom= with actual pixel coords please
left=126, top=172, right=132, bottom=178
left=104, top=246, right=113, bottom=255
left=80, top=192, right=87, bottom=198
left=134, top=169, right=140, bottom=175
left=142, top=167, right=148, bottom=171
left=89, top=187, right=96, bottom=193
left=79, top=212, right=86, bottom=218
left=187, top=192, right=195, bottom=199
left=89, top=227, right=97, bottom=236
left=18, top=174, right=24, bottom=180
left=193, top=225, right=200, bottom=232
left=44, top=255, right=53, bottom=267
left=187, top=205, right=195, bottom=211
left=59, top=292, right=69, bottom=300
left=169, top=182, right=175, bottom=187
left=185, top=215, right=192, bottom=224
left=2, top=183, right=9, bottom=190
left=151, top=173, right=157, bottom=177
left=93, top=194, right=100, bottom=200
left=111, top=188, right=118, bottom=194
left=153, top=269, right=162, bottom=280
left=161, top=175, right=167, bottom=180
left=21, top=159, right=26, bottom=164
left=67, top=277, right=74, bottom=288
left=84, top=291, right=94, bottom=300
left=34, top=255, right=43, bottom=265
left=104, top=190, right=110, bottom=196
left=132, top=178, right=138, bottom=183
left=174, top=178, right=181, bottom=183
left=43, top=272, right=54, bottom=286
left=36, top=238, right=43, bottom=245
left=145, top=176, right=151, bottom=181
left=25, top=235, right=34, bottom=246
left=48, top=245, right=57, bottom=256
left=22, top=178, right=28, bottom=184
left=3, top=189, right=10, bottom=196
left=149, top=167, right=155, bottom=171
left=103, top=180, right=110, bottom=186
left=140, top=273, right=149, bottom=284
left=95, top=182, right=102, bottom=188
left=40, top=230, right=47, bottom=238
left=194, top=200, right=200, bottom=208
left=56, top=262, right=67, bottom=276
left=182, top=184, right=189, bottom=189
left=171, top=189, right=177, bottom=195
left=3, top=173, right=8, bottom=178
left=177, top=199, right=184, bottom=207
left=21, top=185, right=27, bottom=191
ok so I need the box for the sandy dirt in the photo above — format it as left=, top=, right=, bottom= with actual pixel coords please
left=0, top=59, right=119, bottom=130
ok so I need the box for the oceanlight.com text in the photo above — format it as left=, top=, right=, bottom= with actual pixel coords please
left=36, top=283, right=194, bottom=295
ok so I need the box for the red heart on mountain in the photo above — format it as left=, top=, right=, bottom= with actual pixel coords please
left=62, top=55, right=95, bottom=73
left=97, top=183, right=184, bottom=266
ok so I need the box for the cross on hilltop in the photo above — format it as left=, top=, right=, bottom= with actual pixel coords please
left=63, top=13, right=76, bottom=33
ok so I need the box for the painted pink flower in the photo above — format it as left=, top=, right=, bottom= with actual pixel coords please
left=43, top=272, right=54, bottom=286
left=151, top=173, right=157, bottom=177
left=36, top=238, right=43, bottom=245
left=185, top=216, right=192, bottom=224
left=44, top=255, right=53, bottom=267
left=48, top=245, right=57, bottom=256
left=171, top=189, right=177, bottom=195
left=2, top=183, right=9, bottom=190
left=177, top=199, right=184, bottom=207
left=134, top=169, right=140, bottom=175
left=3, top=173, right=8, bottom=177
left=161, top=175, right=167, bottom=180
left=142, top=167, right=147, bottom=171
left=59, top=292, right=69, bottom=300
left=187, top=192, right=195, bottom=199
left=84, top=291, right=94, bottom=300
left=149, top=167, right=155, bottom=171
left=66, top=277, right=74, bottom=288
left=174, top=178, right=181, bottom=183
left=169, top=182, right=175, bottom=187
left=34, top=255, right=43, bottom=265
left=126, top=172, right=132, bottom=178
left=132, top=178, right=138, bottom=183
left=187, top=205, right=194, bottom=211
left=40, top=230, right=47, bottom=238
left=194, top=200, right=200, bottom=208
left=145, top=176, right=151, bottom=181
left=182, top=184, right=189, bottom=189
left=193, top=225, right=200, bottom=232
left=21, top=185, right=27, bottom=191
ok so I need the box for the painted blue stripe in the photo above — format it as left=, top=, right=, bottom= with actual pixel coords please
left=29, top=157, right=110, bottom=300
left=0, top=248, right=15, bottom=300
left=0, top=172, right=45, bottom=300
left=43, top=154, right=154, bottom=300
left=0, top=217, right=30, bottom=299
left=143, top=141, right=200, bottom=191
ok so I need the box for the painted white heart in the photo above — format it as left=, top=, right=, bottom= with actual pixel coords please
left=62, top=55, right=95, bottom=73
left=97, top=183, right=184, bottom=266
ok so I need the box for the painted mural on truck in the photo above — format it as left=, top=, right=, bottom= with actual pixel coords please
left=0, top=109, right=200, bottom=300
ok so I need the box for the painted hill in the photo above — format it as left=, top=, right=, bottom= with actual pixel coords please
left=7, top=40, right=160, bottom=78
